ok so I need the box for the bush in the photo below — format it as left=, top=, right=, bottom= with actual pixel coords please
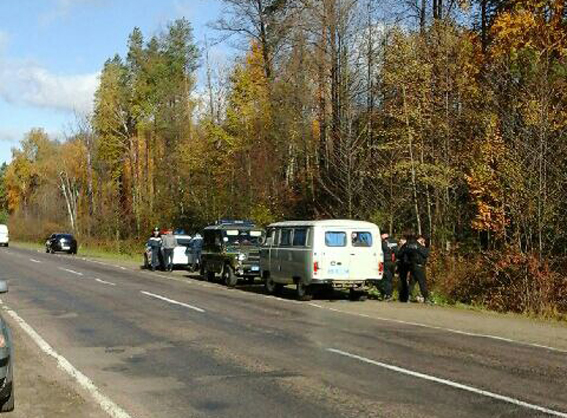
left=434, top=251, right=567, bottom=319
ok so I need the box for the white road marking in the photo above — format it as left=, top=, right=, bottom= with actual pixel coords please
left=29, top=258, right=41, bottom=263
left=310, top=304, right=567, bottom=354
left=2, top=302, right=133, bottom=418
left=327, top=348, right=567, bottom=418
left=95, top=278, right=116, bottom=286
left=59, top=267, right=83, bottom=276
left=140, top=291, right=205, bottom=313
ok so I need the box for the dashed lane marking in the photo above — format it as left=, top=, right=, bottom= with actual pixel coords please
left=140, top=291, right=205, bottom=313
left=58, top=267, right=83, bottom=276
left=95, top=278, right=117, bottom=286
left=327, top=348, right=567, bottom=417
left=13, top=247, right=566, bottom=354
left=1, top=302, right=133, bottom=418
left=29, top=258, right=41, bottom=263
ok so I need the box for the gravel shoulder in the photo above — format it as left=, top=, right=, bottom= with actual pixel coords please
left=2, top=311, right=106, bottom=418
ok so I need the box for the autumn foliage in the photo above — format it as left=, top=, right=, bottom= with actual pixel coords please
left=1, top=1, right=567, bottom=317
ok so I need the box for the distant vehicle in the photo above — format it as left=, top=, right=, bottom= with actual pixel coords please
left=0, top=226, right=8, bottom=248
left=143, top=234, right=197, bottom=270
left=45, top=233, right=78, bottom=254
left=0, top=280, right=15, bottom=412
left=200, top=221, right=265, bottom=287
left=260, top=220, right=384, bottom=301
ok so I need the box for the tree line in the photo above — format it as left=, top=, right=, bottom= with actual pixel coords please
left=2, top=0, right=567, bottom=314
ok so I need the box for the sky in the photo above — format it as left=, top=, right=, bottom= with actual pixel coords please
left=0, top=0, right=228, bottom=165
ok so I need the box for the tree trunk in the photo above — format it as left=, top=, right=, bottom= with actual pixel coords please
left=402, top=86, right=422, bottom=235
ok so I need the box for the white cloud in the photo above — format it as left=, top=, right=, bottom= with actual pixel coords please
left=0, top=58, right=100, bottom=114
left=0, top=128, right=19, bottom=143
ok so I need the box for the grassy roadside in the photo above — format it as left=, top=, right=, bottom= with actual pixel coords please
left=12, top=241, right=141, bottom=265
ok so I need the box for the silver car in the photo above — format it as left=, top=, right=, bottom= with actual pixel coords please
left=0, top=281, right=14, bottom=412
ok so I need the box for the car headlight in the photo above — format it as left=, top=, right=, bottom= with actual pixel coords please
left=237, top=253, right=247, bottom=262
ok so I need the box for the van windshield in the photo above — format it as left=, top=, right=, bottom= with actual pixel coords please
left=224, top=230, right=263, bottom=246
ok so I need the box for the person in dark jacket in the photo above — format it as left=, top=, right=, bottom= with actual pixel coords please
left=148, top=227, right=162, bottom=271
left=406, top=235, right=431, bottom=303
left=381, top=233, right=398, bottom=301
left=397, top=237, right=410, bottom=302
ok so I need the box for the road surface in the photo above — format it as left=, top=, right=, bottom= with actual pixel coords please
left=0, top=245, right=566, bottom=418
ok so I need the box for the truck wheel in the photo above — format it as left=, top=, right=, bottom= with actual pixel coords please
left=265, top=276, right=283, bottom=295
left=205, top=267, right=215, bottom=282
left=297, top=282, right=313, bottom=301
left=223, top=265, right=238, bottom=288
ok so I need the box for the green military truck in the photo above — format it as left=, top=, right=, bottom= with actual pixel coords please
left=200, top=221, right=265, bottom=287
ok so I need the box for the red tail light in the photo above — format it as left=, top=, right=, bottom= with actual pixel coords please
left=378, top=261, right=384, bottom=274
left=313, top=261, right=319, bottom=275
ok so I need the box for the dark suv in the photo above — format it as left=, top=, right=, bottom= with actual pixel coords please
left=45, top=233, right=78, bottom=254
left=200, top=221, right=264, bottom=287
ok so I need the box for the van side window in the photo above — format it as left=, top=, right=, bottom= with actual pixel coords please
left=352, top=231, right=373, bottom=247
left=280, top=229, right=292, bottom=246
left=293, top=228, right=307, bottom=246
left=325, top=231, right=346, bottom=247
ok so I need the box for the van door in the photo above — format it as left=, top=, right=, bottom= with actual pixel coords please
left=320, top=230, right=351, bottom=281
left=278, top=228, right=293, bottom=281
left=260, top=228, right=275, bottom=275
left=348, top=230, right=380, bottom=281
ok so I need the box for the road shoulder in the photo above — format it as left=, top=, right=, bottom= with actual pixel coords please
left=2, top=309, right=107, bottom=418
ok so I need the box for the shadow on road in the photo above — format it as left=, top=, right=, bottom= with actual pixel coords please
left=181, top=272, right=362, bottom=303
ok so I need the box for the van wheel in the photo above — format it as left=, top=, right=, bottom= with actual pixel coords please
left=223, top=265, right=238, bottom=288
left=349, top=289, right=367, bottom=302
left=297, top=282, right=313, bottom=301
left=265, top=277, right=283, bottom=295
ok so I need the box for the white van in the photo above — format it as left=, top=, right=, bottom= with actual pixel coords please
left=260, top=220, right=383, bottom=301
left=0, top=225, right=8, bottom=247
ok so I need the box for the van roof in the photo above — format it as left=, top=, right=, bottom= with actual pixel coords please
left=267, top=219, right=379, bottom=229
left=203, top=224, right=263, bottom=231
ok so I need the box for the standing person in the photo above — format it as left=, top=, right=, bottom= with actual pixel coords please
left=380, top=233, right=398, bottom=301
left=161, top=229, right=177, bottom=272
left=397, top=237, right=410, bottom=302
left=406, top=235, right=432, bottom=304
left=148, top=227, right=162, bottom=271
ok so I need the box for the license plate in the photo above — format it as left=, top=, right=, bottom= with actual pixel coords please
left=62, top=246, right=70, bottom=250
left=328, top=267, right=349, bottom=276
left=251, top=265, right=259, bottom=271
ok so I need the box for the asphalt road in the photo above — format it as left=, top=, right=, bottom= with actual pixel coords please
left=0, top=245, right=566, bottom=418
